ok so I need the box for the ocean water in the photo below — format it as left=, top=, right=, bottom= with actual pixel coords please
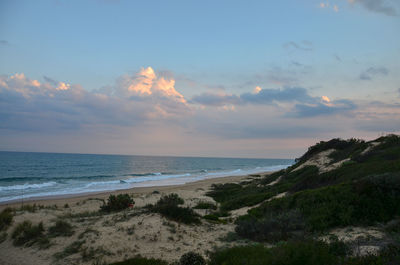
left=0, top=152, right=293, bottom=203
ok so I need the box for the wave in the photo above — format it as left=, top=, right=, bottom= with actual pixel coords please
left=0, top=163, right=294, bottom=203
left=0, top=181, right=57, bottom=191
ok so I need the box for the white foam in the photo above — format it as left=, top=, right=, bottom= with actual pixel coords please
left=0, top=181, right=57, bottom=191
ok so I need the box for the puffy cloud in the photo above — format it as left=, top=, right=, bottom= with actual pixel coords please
left=359, top=66, right=389, bottom=80
left=0, top=68, right=189, bottom=132
left=347, top=0, right=398, bottom=16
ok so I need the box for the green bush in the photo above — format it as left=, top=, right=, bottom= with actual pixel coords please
left=243, top=173, right=400, bottom=233
left=235, top=209, right=305, bottom=242
left=193, top=201, right=217, bottom=210
left=11, top=221, right=49, bottom=248
left=156, top=193, right=184, bottom=207
left=48, top=220, right=74, bottom=237
left=0, top=207, right=13, bottom=231
left=209, top=240, right=340, bottom=265
left=150, top=194, right=200, bottom=224
left=179, top=251, right=205, bottom=265
left=110, top=256, right=169, bottom=265
left=100, top=194, right=134, bottom=212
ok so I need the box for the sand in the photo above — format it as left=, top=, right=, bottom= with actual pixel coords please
left=0, top=173, right=266, bottom=265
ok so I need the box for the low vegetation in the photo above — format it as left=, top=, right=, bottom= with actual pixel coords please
left=110, top=256, right=169, bottom=265
left=193, top=201, right=217, bottom=210
left=100, top=194, right=134, bottom=212
left=179, top=251, right=206, bottom=265
left=0, top=207, right=13, bottom=231
left=48, top=220, right=74, bottom=237
left=147, top=193, right=200, bottom=224
left=11, top=221, right=50, bottom=248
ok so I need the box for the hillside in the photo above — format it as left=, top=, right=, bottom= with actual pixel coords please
left=205, top=134, right=400, bottom=264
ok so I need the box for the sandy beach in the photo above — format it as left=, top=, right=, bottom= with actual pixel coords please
left=0, top=172, right=268, bottom=265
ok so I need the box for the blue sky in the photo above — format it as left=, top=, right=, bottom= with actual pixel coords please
left=0, top=0, right=399, bottom=158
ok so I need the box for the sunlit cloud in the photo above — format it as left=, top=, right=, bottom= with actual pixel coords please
left=319, top=2, right=339, bottom=12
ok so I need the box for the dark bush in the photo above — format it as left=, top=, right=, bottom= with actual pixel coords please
left=11, top=220, right=49, bottom=248
left=110, top=255, right=169, bottom=265
left=235, top=209, right=305, bottom=242
left=100, top=194, right=134, bottom=212
left=193, top=201, right=217, bottom=210
left=48, top=220, right=74, bottom=237
left=0, top=207, right=13, bottom=231
left=156, top=193, right=184, bottom=207
left=209, top=240, right=339, bottom=265
left=149, top=194, right=200, bottom=224
left=179, top=251, right=206, bottom=265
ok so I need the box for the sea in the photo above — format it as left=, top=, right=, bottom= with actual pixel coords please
left=0, top=151, right=293, bottom=203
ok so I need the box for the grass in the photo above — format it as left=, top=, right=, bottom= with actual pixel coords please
left=54, top=240, right=85, bottom=259
left=48, top=219, right=74, bottom=237
left=0, top=207, right=13, bottom=231
left=11, top=221, right=50, bottom=248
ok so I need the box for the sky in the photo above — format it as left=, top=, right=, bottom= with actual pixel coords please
left=0, top=0, right=399, bottom=158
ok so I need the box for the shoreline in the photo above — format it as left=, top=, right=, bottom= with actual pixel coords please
left=0, top=172, right=270, bottom=209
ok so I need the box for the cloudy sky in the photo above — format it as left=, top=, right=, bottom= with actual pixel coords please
left=0, top=0, right=399, bottom=158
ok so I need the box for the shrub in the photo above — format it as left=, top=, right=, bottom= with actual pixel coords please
left=150, top=194, right=200, bottom=224
left=100, top=194, right=134, bottom=212
left=110, top=256, right=169, bottom=265
left=209, top=240, right=340, bottom=265
left=156, top=193, right=184, bottom=207
left=0, top=207, right=13, bottom=231
left=179, top=251, right=206, bottom=265
left=235, top=209, right=305, bottom=242
left=193, top=201, right=217, bottom=210
left=48, top=220, right=74, bottom=237
left=11, top=221, right=49, bottom=248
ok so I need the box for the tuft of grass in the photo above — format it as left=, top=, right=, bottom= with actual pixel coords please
left=11, top=221, right=50, bottom=248
left=48, top=220, right=74, bottom=237
left=78, top=227, right=100, bottom=239
left=54, top=240, right=85, bottom=260
left=0, top=231, right=7, bottom=243
left=0, top=207, right=13, bottom=231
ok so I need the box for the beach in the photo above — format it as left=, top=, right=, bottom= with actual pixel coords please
left=0, top=172, right=268, bottom=265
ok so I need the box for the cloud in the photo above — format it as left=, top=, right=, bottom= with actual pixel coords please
left=347, top=0, right=398, bottom=16
left=292, top=99, right=357, bottom=118
left=0, top=68, right=190, bottom=132
left=283, top=41, right=313, bottom=52
left=319, top=2, right=339, bottom=12
left=191, top=86, right=357, bottom=118
left=190, top=93, right=240, bottom=106
left=359, top=66, right=389, bottom=80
